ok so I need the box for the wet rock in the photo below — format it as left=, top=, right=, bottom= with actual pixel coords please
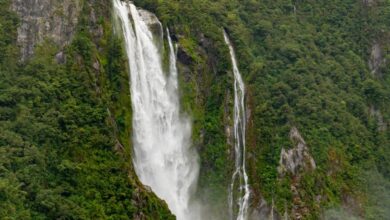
left=224, top=89, right=233, bottom=152
left=177, top=47, right=193, bottom=65
left=138, top=9, right=163, bottom=39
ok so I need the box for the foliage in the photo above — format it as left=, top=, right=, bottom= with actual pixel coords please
left=0, top=0, right=173, bottom=219
left=134, top=0, right=390, bottom=218
left=1, top=0, right=390, bottom=219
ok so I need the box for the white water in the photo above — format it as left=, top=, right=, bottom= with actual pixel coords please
left=224, top=31, right=250, bottom=220
left=113, top=1, right=199, bottom=219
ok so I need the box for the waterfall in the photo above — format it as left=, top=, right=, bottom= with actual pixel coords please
left=223, top=31, right=250, bottom=220
left=113, top=1, right=199, bottom=219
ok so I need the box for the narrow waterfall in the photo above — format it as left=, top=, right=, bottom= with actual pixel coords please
left=113, top=1, right=199, bottom=219
left=223, top=31, right=250, bottom=220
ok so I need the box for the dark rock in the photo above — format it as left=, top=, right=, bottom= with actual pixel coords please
left=177, top=47, right=193, bottom=65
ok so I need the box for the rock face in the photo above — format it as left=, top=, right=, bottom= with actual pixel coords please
left=138, top=9, right=162, bottom=37
left=277, top=127, right=316, bottom=220
left=369, top=105, right=387, bottom=132
left=11, top=0, right=82, bottom=61
left=368, top=42, right=386, bottom=77
left=368, top=42, right=386, bottom=78
left=248, top=128, right=310, bottom=220
left=278, top=127, right=316, bottom=176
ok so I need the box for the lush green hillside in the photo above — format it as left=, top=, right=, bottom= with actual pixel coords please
left=134, top=0, right=390, bottom=219
left=1, top=0, right=390, bottom=219
left=0, top=0, right=173, bottom=219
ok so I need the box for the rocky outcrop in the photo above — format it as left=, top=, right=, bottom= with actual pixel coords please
left=368, top=42, right=386, bottom=77
left=278, top=127, right=316, bottom=176
left=138, top=9, right=163, bottom=39
left=369, top=105, right=387, bottom=132
left=11, top=0, right=82, bottom=61
left=277, top=127, right=316, bottom=220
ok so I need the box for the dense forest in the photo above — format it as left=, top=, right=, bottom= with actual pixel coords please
left=1, top=0, right=390, bottom=219
left=0, top=0, right=174, bottom=218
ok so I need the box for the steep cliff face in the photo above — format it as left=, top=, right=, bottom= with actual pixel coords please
left=11, top=0, right=81, bottom=60
left=368, top=42, right=385, bottom=77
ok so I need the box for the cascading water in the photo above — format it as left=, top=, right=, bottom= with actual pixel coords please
left=113, top=1, right=199, bottom=219
left=224, top=31, right=251, bottom=220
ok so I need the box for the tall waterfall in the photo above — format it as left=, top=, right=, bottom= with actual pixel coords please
left=223, top=31, right=250, bottom=220
left=113, top=1, right=199, bottom=219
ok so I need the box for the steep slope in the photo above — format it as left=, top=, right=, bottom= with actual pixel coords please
left=1, top=0, right=390, bottom=219
left=0, top=0, right=174, bottom=219
left=133, top=0, right=390, bottom=219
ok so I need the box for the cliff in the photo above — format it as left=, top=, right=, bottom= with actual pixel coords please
left=1, top=0, right=390, bottom=219
left=11, top=0, right=81, bottom=60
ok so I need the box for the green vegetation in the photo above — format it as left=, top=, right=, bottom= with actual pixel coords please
left=135, top=0, right=390, bottom=219
left=1, top=0, right=390, bottom=219
left=0, top=0, right=173, bottom=219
